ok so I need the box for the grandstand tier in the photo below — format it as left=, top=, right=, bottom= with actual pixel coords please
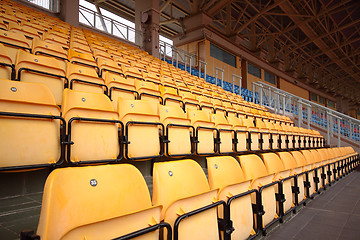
left=0, top=0, right=359, bottom=240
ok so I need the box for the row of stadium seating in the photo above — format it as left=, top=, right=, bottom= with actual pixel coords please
left=1, top=79, right=324, bottom=170
left=21, top=148, right=359, bottom=240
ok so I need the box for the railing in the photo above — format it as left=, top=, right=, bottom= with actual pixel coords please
left=79, top=5, right=142, bottom=46
left=22, top=0, right=60, bottom=12
left=159, top=40, right=198, bottom=74
left=252, top=81, right=360, bottom=147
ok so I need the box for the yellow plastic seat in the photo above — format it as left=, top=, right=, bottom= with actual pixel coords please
left=261, top=153, right=294, bottom=215
left=264, top=121, right=280, bottom=150
left=122, top=65, right=143, bottom=80
left=153, top=160, right=219, bottom=240
left=43, top=32, right=69, bottom=50
left=67, top=63, right=106, bottom=94
left=290, top=151, right=311, bottom=201
left=0, top=80, right=61, bottom=170
left=179, top=90, right=200, bottom=112
left=68, top=49, right=98, bottom=71
left=255, top=119, right=271, bottom=151
left=211, top=113, right=234, bottom=154
left=37, top=164, right=162, bottom=240
left=9, top=22, right=41, bottom=39
left=277, top=151, right=306, bottom=206
left=196, top=95, right=214, bottom=115
left=0, top=29, right=31, bottom=63
left=300, top=150, right=319, bottom=196
left=160, top=85, right=182, bottom=107
left=242, top=118, right=261, bottom=151
left=237, top=154, right=278, bottom=231
left=0, top=42, right=13, bottom=79
left=97, top=58, right=122, bottom=77
left=207, top=156, right=255, bottom=240
left=135, top=80, right=162, bottom=105
left=62, top=89, right=120, bottom=164
left=105, top=71, right=137, bottom=110
left=118, top=99, right=161, bottom=160
left=32, top=38, right=68, bottom=68
left=187, top=109, right=216, bottom=155
left=159, top=104, right=193, bottom=157
left=15, top=50, right=66, bottom=105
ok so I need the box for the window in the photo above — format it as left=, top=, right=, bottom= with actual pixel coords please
left=327, top=100, right=335, bottom=108
left=210, top=43, right=236, bottom=68
left=310, top=93, right=318, bottom=102
left=319, top=96, right=325, bottom=104
left=264, top=71, right=276, bottom=85
left=247, top=63, right=261, bottom=78
left=23, top=0, right=60, bottom=12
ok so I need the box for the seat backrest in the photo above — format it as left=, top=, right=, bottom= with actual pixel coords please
left=207, top=156, right=245, bottom=190
left=152, top=160, right=210, bottom=218
left=0, top=80, right=60, bottom=169
left=276, top=152, right=298, bottom=170
left=237, top=154, right=269, bottom=181
left=187, top=109, right=213, bottom=127
left=290, top=151, right=308, bottom=167
left=300, top=150, right=315, bottom=164
left=37, top=164, right=153, bottom=240
left=261, top=153, right=286, bottom=174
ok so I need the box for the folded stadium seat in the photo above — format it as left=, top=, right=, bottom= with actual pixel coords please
left=16, top=50, right=66, bottom=105
left=324, top=148, right=338, bottom=182
left=340, top=147, right=354, bottom=173
left=277, top=152, right=306, bottom=207
left=118, top=99, right=162, bottom=160
left=144, top=71, right=161, bottom=84
left=211, top=97, right=227, bottom=116
left=206, top=156, right=256, bottom=239
left=0, top=13, right=19, bottom=30
left=0, top=42, right=14, bottom=79
left=272, top=123, right=287, bottom=150
left=196, top=95, right=214, bottom=115
left=33, top=164, right=170, bottom=240
left=121, top=64, right=144, bottom=80
left=135, top=80, right=162, bottom=105
left=69, top=41, right=92, bottom=54
left=223, top=100, right=238, bottom=117
left=32, top=38, right=68, bottom=69
left=300, top=150, right=321, bottom=196
left=309, top=149, right=327, bottom=190
left=93, top=49, right=112, bottom=63
left=227, top=116, right=250, bottom=153
left=346, top=146, right=359, bottom=170
left=22, top=21, right=47, bottom=36
left=290, top=151, right=313, bottom=200
left=159, top=104, right=194, bottom=157
left=130, top=60, right=148, bottom=72
left=43, top=32, right=69, bottom=50
left=332, top=148, right=345, bottom=179
left=260, top=153, right=295, bottom=217
left=113, top=56, right=131, bottom=68
left=62, top=89, right=121, bottom=164
left=0, top=80, right=63, bottom=170
left=160, top=85, right=183, bottom=107
left=255, top=119, right=271, bottom=151
left=105, top=72, right=138, bottom=110
left=316, top=148, right=333, bottom=186
left=180, top=90, right=200, bottom=112
left=97, top=58, right=122, bottom=77
left=187, top=109, right=217, bottom=155
left=311, top=130, right=323, bottom=148
left=241, top=118, right=261, bottom=151
left=211, top=112, right=235, bottom=154
left=8, top=22, right=41, bottom=39
left=152, top=160, right=221, bottom=240
left=0, top=29, right=31, bottom=63
left=66, top=63, right=107, bottom=94
left=237, top=154, right=279, bottom=235
left=281, top=124, right=296, bottom=149
left=265, top=121, right=281, bottom=150
left=232, top=104, right=247, bottom=119
left=68, top=49, right=98, bottom=72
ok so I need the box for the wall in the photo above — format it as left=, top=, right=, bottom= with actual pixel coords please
left=279, top=78, right=309, bottom=99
